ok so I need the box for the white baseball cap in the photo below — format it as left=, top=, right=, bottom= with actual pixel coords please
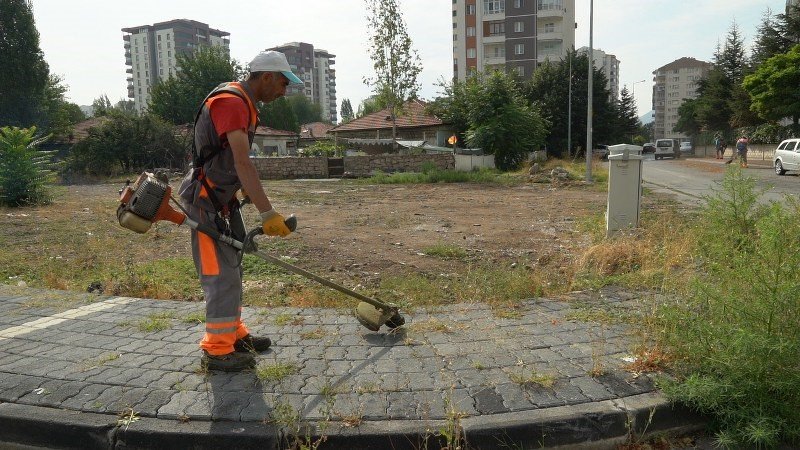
left=249, top=51, right=303, bottom=85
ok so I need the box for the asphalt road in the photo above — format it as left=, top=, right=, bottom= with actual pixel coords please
left=639, top=154, right=799, bottom=206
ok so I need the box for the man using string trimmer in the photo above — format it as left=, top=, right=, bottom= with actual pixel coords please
left=177, top=51, right=303, bottom=372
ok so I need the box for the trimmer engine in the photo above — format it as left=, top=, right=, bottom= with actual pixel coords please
left=117, top=172, right=186, bottom=233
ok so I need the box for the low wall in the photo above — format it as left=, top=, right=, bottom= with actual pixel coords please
left=251, top=156, right=328, bottom=180
left=343, top=154, right=455, bottom=177
left=455, top=154, right=495, bottom=171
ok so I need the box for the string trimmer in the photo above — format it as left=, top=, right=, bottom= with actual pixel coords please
left=116, top=172, right=405, bottom=332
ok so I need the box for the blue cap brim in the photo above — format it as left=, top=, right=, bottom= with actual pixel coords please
left=282, top=71, right=303, bottom=85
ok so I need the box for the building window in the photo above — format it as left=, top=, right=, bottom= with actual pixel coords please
left=494, top=46, right=506, bottom=57
left=159, top=68, right=163, bottom=75
left=515, top=0, right=524, bottom=6
left=514, top=21, right=524, bottom=32
left=489, top=22, right=505, bottom=35
left=483, top=0, right=505, bottom=14
left=537, top=0, right=562, bottom=10
left=166, top=33, right=170, bottom=40
left=158, top=35, right=161, bottom=42
left=454, top=34, right=458, bottom=41
left=467, top=48, right=477, bottom=58
left=453, top=9, right=457, bottom=16
left=467, top=26, right=476, bottom=36
left=516, top=66, right=525, bottom=76
left=168, top=51, right=171, bottom=57
left=453, top=22, right=457, bottom=28
left=167, top=41, right=171, bottom=49
left=515, top=43, right=524, bottom=55
left=467, top=4, right=476, bottom=14
left=544, top=22, right=555, bottom=33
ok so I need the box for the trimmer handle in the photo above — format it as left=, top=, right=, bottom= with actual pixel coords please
left=242, top=215, right=296, bottom=253
left=251, top=215, right=298, bottom=236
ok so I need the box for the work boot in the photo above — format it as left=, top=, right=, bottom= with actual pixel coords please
left=201, top=350, right=255, bottom=372
left=234, top=334, right=272, bottom=353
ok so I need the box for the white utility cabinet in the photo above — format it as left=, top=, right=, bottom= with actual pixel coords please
left=606, top=144, right=643, bottom=237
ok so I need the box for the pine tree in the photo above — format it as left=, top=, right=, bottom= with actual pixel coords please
left=617, top=87, right=640, bottom=140
left=0, top=0, right=51, bottom=127
left=340, top=99, right=354, bottom=123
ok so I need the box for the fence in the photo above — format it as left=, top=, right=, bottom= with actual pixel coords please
left=694, top=143, right=776, bottom=162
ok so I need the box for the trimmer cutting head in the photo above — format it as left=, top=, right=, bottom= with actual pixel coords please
left=355, top=302, right=405, bottom=332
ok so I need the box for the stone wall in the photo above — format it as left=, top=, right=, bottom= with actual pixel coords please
left=250, top=154, right=456, bottom=179
left=343, top=153, right=455, bottom=177
left=251, top=156, right=328, bottom=180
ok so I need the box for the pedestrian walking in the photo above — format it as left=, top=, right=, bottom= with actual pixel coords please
left=714, top=134, right=726, bottom=159
left=178, top=51, right=303, bottom=372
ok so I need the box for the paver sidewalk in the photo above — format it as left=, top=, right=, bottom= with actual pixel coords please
left=0, top=285, right=703, bottom=449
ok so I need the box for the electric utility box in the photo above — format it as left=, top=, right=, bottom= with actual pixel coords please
left=606, top=144, right=643, bottom=237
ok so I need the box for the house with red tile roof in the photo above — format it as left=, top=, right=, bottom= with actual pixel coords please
left=253, top=126, right=300, bottom=156
left=329, top=99, right=453, bottom=155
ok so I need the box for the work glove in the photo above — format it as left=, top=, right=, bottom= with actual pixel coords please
left=260, top=209, right=291, bottom=237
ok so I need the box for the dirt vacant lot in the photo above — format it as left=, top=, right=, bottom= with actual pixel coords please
left=1, top=177, right=611, bottom=308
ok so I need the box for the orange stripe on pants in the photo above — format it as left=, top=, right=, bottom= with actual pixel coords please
left=197, top=231, right=219, bottom=276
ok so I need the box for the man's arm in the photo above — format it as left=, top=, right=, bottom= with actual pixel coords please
left=227, top=129, right=272, bottom=214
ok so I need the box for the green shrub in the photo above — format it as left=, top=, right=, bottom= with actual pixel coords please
left=661, top=166, right=800, bottom=448
left=0, top=126, right=56, bottom=206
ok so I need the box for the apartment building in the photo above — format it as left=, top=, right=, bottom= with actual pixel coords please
left=267, top=42, right=337, bottom=124
left=577, top=47, right=620, bottom=101
left=452, top=0, right=575, bottom=81
left=652, top=57, right=712, bottom=140
left=122, top=19, right=230, bottom=113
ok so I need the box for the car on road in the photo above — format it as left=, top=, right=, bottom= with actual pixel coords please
left=654, top=138, right=679, bottom=160
left=642, top=142, right=656, bottom=154
left=594, top=144, right=610, bottom=160
left=680, top=141, right=693, bottom=154
left=773, top=138, right=800, bottom=175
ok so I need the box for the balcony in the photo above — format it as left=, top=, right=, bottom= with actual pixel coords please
left=483, top=55, right=506, bottom=66
left=483, top=34, right=505, bottom=44
left=537, top=8, right=566, bottom=18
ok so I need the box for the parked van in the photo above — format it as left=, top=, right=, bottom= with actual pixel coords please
left=773, top=138, right=800, bottom=175
left=654, top=139, right=679, bottom=160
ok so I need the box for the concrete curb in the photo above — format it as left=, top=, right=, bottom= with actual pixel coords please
left=0, top=393, right=706, bottom=449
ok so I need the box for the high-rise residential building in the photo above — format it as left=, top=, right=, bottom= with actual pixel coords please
left=652, top=57, right=712, bottom=140
left=452, top=0, right=575, bottom=81
left=267, top=42, right=337, bottom=124
left=122, top=20, right=230, bottom=113
left=577, top=47, right=620, bottom=102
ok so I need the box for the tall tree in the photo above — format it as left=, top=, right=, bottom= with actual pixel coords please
left=92, top=95, right=113, bottom=117
left=616, top=87, right=641, bottom=141
left=149, top=46, right=245, bottom=124
left=287, top=94, right=322, bottom=124
left=258, top=97, right=299, bottom=133
left=0, top=0, right=50, bottom=127
left=364, top=0, right=422, bottom=149
left=40, top=75, right=85, bottom=141
left=674, top=98, right=702, bottom=138
left=340, top=98, right=354, bottom=123
left=743, top=45, right=800, bottom=124
left=521, top=51, right=618, bottom=155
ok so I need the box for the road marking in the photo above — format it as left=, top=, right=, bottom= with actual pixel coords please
left=0, top=297, right=136, bottom=341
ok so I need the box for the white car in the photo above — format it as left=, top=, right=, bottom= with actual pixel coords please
left=680, top=141, right=693, bottom=154
left=654, top=139, right=679, bottom=160
left=773, top=138, right=800, bottom=175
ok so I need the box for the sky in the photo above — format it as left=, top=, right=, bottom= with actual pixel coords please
left=30, top=0, right=787, bottom=119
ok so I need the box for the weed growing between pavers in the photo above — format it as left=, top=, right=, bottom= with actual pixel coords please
left=180, top=310, right=205, bottom=324
left=123, top=311, right=175, bottom=332
left=269, top=401, right=328, bottom=450
left=256, top=361, right=299, bottom=383
left=508, top=368, right=556, bottom=388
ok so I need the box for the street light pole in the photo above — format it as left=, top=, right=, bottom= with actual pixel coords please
left=567, top=51, right=572, bottom=158
left=585, top=0, right=593, bottom=182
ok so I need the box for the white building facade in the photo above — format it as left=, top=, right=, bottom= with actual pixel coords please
left=122, top=20, right=230, bottom=113
left=452, top=0, right=575, bottom=81
left=577, top=47, right=620, bottom=101
left=652, top=57, right=712, bottom=140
